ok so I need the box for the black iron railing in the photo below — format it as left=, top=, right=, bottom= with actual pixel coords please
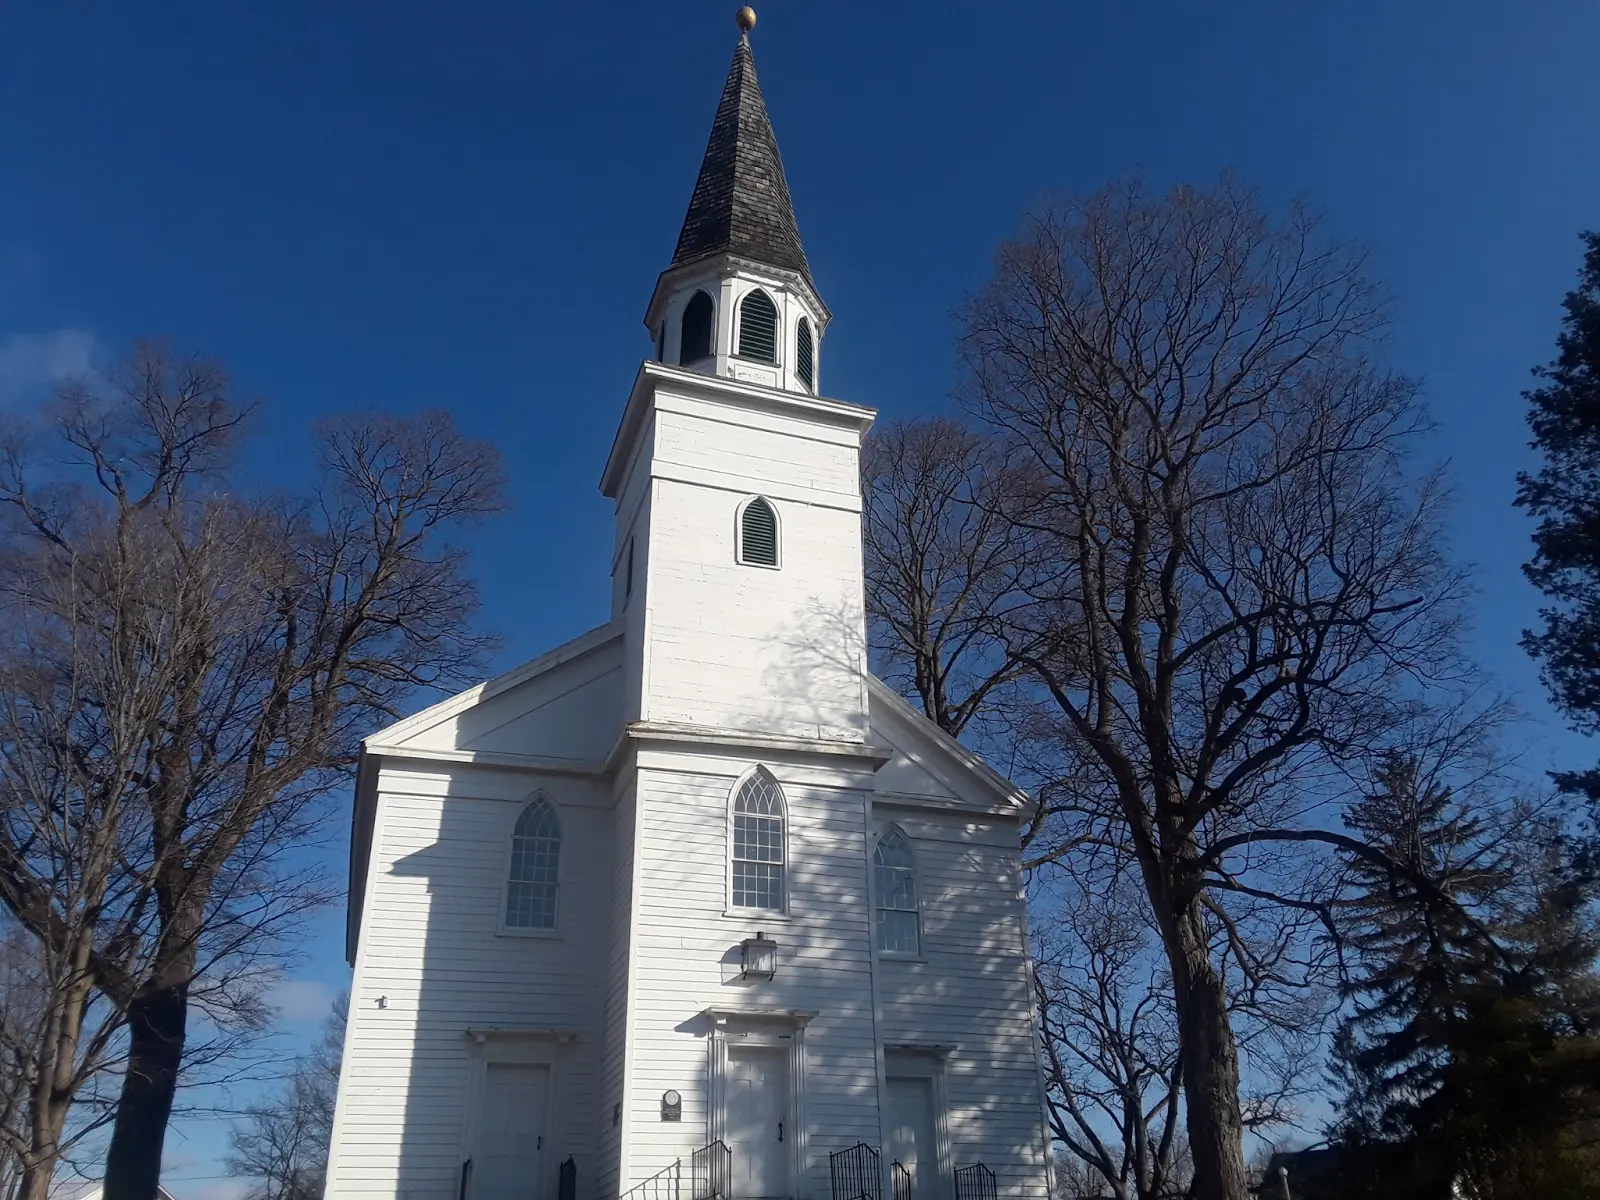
left=830, top=1143, right=883, bottom=1200
left=459, top=1158, right=473, bottom=1200
left=691, top=1140, right=731, bottom=1200
left=891, top=1160, right=913, bottom=1200
left=559, top=1156, right=576, bottom=1200
left=954, top=1163, right=996, bottom=1200
left=621, top=1159, right=682, bottom=1200
left=621, top=1143, right=729, bottom=1200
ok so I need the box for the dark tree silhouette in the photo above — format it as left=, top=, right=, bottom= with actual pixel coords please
left=1519, top=232, right=1600, bottom=816
left=0, top=342, right=505, bottom=1200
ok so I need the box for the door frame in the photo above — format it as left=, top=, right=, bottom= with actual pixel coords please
left=705, top=1010, right=814, bottom=1197
left=881, top=1047, right=953, bottom=1200
left=461, top=1030, right=572, bottom=1200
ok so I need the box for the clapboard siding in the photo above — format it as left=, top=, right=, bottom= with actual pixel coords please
left=327, top=769, right=613, bottom=1200
left=596, top=782, right=638, bottom=1200
left=873, top=811, right=1049, bottom=1200
left=638, top=398, right=870, bottom=743
left=623, top=758, right=882, bottom=1198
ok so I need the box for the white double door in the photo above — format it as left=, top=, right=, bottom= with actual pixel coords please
left=886, top=1077, right=938, bottom=1200
left=475, top=1062, right=550, bottom=1200
left=726, top=1046, right=790, bottom=1200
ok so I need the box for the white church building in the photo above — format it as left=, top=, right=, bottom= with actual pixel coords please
left=324, top=13, right=1053, bottom=1200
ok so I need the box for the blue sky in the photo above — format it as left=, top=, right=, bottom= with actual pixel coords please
left=3, top=0, right=1598, bottom=1190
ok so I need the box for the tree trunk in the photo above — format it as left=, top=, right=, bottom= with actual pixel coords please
left=102, top=976, right=190, bottom=1200
left=1169, top=904, right=1249, bottom=1200
left=15, top=957, right=96, bottom=1200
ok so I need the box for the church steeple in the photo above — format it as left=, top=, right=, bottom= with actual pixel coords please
left=645, top=9, right=829, bottom=396
left=669, top=17, right=813, bottom=285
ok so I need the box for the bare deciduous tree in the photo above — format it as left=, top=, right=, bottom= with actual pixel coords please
left=228, top=992, right=347, bottom=1200
left=0, top=342, right=506, bottom=1200
left=863, top=418, right=1037, bottom=741
left=867, top=175, right=1470, bottom=1200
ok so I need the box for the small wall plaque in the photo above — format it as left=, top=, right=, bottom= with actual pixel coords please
left=661, top=1089, right=682, bottom=1121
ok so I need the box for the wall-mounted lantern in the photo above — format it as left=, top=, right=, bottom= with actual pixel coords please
left=661, top=1090, right=682, bottom=1121
left=739, top=931, right=778, bottom=981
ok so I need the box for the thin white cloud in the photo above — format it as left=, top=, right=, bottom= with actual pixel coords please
left=0, top=329, right=95, bottom=404
left=265, top=977, right=336, bottom=1023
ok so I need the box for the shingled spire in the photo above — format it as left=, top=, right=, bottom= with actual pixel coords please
left=669, top=23, right=813, bottom=284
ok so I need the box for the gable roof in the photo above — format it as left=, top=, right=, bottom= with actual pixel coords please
left=865, top=675, right=1031, bottom=813
left=345, top=626, right=1029, bottom=961
left=361, top=624, right=617, bottom=755
left=669, top=31, right=812, bottom=284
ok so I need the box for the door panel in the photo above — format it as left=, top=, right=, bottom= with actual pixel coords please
left=726, top=1046, right=789, bottom=1199
left=886, top=1077, right=937, bottom=1200
left=476, top=1063, right=550, bottom=1200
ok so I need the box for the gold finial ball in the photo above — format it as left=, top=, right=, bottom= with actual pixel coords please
left=736, top=6, right=757, bottom=32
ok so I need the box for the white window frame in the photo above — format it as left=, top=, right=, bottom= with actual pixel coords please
left=734, top=495, right=782, bottom=570
left=727, top=766, right=788, bottom=917
left=873, top=825, right=922, bottom=958
left=498, top=796, right=562, bottom=938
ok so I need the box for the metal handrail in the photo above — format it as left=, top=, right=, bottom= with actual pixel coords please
left=621, top=1142, right=732, bottom=1200
left=953, top=1163, right=996, bottom=1200
left=691, top=1140, right=731, bottom=1200
left=891, top=1161, right=913, bottom=1200
left=621, top=1159, right=682, bottom=1200
left=830, top=1143, right=883, bottom=1200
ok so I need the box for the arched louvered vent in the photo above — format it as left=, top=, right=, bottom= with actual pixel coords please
left=738, top=290, right=778, bottom=363
left=739, top=498, right=779, bottom=567
left=795, top=317, right=815, bottom=391
left=681, top=290, right=714, bottom=363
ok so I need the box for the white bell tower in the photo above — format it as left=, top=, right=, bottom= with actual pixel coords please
left=600, top=7, right=872, bottom=745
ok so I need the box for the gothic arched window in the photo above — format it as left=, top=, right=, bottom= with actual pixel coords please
left=737, top=289, right=778, bottom=363
left=873, top=826, right=920, bottom=954
left=680, top=290, right=715, bottom=364
left=731, top=768, right=786, bottom=912
left=795, top=317, right=815, bottom=391
left=738, top=497, right=779, bottom=567
left=505, top=798, right=561, bottom=930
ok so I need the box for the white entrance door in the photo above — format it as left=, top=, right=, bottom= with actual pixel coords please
left=475, top=1063, right=550, bottom=1200
left=886, top=1077, right=938, bottom=1200
left=727, top=1046, right=789, bottom=1199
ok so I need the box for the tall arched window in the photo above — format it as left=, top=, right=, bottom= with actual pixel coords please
left=732, top=768, right=785, bottom=912
left=795, top=317, right=815, bottom=391
left=680, top=290, right=714, bottom=363
left=738, top=497, right=779, bottom=567
left=505, top=799, right=561, bottom=930
left=874, top=826, right=920, bottom=954
left=737, top=289, right=778, bottom=363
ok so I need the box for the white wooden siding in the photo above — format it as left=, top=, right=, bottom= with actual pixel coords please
left=623, top=752, right=883, bottom=1199
left=870, top=809, right=1049, bottom=1200
left=596, top=782, right=638, bottom=1200
left=327, top=767, right=613, bottom=1200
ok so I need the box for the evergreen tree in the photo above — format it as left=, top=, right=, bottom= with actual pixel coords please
left=1332, top=754, right=1510, bottom=1148
left=1331, top=754, right=1600, bottom=1196
left=1519, top=232, right=1600, bottom=813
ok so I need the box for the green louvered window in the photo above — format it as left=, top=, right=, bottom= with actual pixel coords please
left=795, top=317, right=814, bottom=391
left=739, top=497, right=779, bottom=567
left=681, top=290, right=714, bottom=363
left=738, top=289, right=778, bottom=363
